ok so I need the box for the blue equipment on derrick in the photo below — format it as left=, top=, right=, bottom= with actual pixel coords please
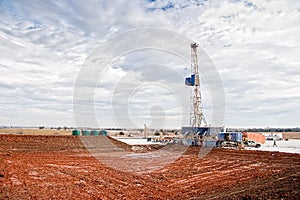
left=185, top=74, right=195, bottom=86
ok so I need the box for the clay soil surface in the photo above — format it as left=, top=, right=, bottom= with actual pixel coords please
left=0, top=134, right=299, bottom=200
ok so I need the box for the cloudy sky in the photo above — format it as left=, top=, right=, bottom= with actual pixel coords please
left=0, top=0, right=299, bottom=128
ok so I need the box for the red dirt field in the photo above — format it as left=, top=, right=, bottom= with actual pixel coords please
left=0, top=134, right=299, bottom=199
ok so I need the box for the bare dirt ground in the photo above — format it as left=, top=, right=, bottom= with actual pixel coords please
left=0, top=134, right=299, bottom=200
left=282, top=132, right=300, bottom=139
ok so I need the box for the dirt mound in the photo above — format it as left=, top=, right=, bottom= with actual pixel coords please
left=0, top=134, right=299, bottom=199
left=0, top=134, right=86, bottom=153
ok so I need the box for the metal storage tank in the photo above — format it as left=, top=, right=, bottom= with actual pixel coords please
left=100, top=130, right=107, bottom=136
left=243, top=132, right=265, bottom=144
left=72, top=130, right=81, bottom=136
left=91, top=130, right=99, bottom=136
left=82, top=130, right=91, bottom=136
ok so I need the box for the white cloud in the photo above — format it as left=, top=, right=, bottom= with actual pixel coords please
left=0, top=0, right=299, bottom=128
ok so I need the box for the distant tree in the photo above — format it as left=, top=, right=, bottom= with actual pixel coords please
left=39, top=126, right=45, bottom=129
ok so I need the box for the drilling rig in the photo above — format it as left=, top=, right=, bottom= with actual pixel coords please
left=182, top=42, right=223, bottom=146
left=185, top=42, right=207, bottom=131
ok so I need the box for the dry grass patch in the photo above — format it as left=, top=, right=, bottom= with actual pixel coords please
left=0, top=128, right=71, bottom=135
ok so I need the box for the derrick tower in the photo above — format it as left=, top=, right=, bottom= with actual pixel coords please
left=185, top=42, right=207, bottom=129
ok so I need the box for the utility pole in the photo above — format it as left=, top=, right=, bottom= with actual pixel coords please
left=144, top=124, right=147, bottom=138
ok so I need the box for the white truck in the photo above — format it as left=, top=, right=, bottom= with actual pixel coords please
left=244, top=140, right=261, bottom=148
